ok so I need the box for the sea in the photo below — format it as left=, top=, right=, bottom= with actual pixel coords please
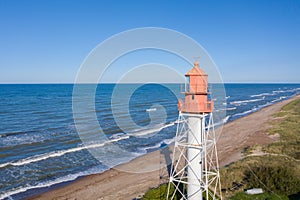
left=0, top=83, right=299, bottom=200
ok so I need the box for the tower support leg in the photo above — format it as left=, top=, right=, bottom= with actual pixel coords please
left=167, top=113, right=222, bottom=200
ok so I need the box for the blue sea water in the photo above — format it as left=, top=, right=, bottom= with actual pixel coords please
left=0, top=83, right=299, bottom=199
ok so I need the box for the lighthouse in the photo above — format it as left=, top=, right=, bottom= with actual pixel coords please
left=167, top=61, right=222, bottom=200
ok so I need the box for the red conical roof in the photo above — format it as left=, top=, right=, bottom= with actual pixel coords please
left=185, top=61, right=207, bottom=76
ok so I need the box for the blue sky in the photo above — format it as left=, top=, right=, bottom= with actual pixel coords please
left=0, top=0, right=299, bottom=83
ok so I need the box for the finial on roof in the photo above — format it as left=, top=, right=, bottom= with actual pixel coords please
left=194, top=61, right=199, bottom=68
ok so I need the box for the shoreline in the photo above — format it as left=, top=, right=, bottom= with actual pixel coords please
left=22, top=94, right=300, bottom=200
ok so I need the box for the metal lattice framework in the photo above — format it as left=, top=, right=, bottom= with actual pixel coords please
left=167, top=112, right=222, bottom=200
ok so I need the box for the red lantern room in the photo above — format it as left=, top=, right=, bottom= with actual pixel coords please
left=178, top=61, right=214, bottom=113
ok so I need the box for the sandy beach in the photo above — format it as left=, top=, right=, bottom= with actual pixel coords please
left=29, top=95, right=300, bottom=200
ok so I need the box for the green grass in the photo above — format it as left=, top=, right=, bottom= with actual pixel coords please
left=142, top=183, right=220, bottom=200
left=273, top=111, right=288, bottom=118
left=282, top=98, right=300, bottom=112
left=264, top=98, right=300, bottom=159
left=220, top=98, right=300, bottom=199
left=142, top=183, right=181, bottom=200
left=220, top=154, right=300, bottom=198
left=142, top=183, right=169, bottom=200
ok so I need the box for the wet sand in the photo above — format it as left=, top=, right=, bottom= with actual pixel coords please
left=29, top=95, right=300, bottom=200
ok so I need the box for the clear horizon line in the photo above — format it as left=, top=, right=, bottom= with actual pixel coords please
left=0, top=82, right=300, bottom=84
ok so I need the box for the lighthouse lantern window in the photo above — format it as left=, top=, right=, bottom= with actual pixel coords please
left=186, top=76, right=190, bottom=92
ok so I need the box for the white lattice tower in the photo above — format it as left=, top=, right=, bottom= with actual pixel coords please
left=167, top=112, right=222, bottom=200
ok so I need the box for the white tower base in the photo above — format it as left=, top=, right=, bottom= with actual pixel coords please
left=167, top=112, right=222, bottom=200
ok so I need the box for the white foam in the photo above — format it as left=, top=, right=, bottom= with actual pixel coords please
left=249, top=87, right=300, bottom=98
left=0, top=165, right=106, bottom=200
left=287, top=87, right=300, bottom=92
left=141, top=137, right=175, bottom=152
left=223, top=115, right=230, bottom=123
left=214, top=107, right=236, bottom=112
left=0, top=132, right=51, bottom=147
left=174, top=119, right=185, bottom=124
left=128, top=122, right=175, bottom=137
left=109, top=133, right=126, bottom=140
left=230, top=97, right=265, bottom=105
left=212, top=116, right=230, bottom=127
left=146, top=108, right=157, bottom=112
left=232, top=107, right=258, bottom=117
left=0, top=122, right=176, bottom=169
left=271, top=96, right=287, bottom=103
left=250, top=92, right=272, bottom=97
left=226, top=107, right=237, bottom=111
left=272, top=90, right=285, bottom=94
left=258, top=102, right=272, bottom=109
left=0, top=135, right=129, bottom=169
